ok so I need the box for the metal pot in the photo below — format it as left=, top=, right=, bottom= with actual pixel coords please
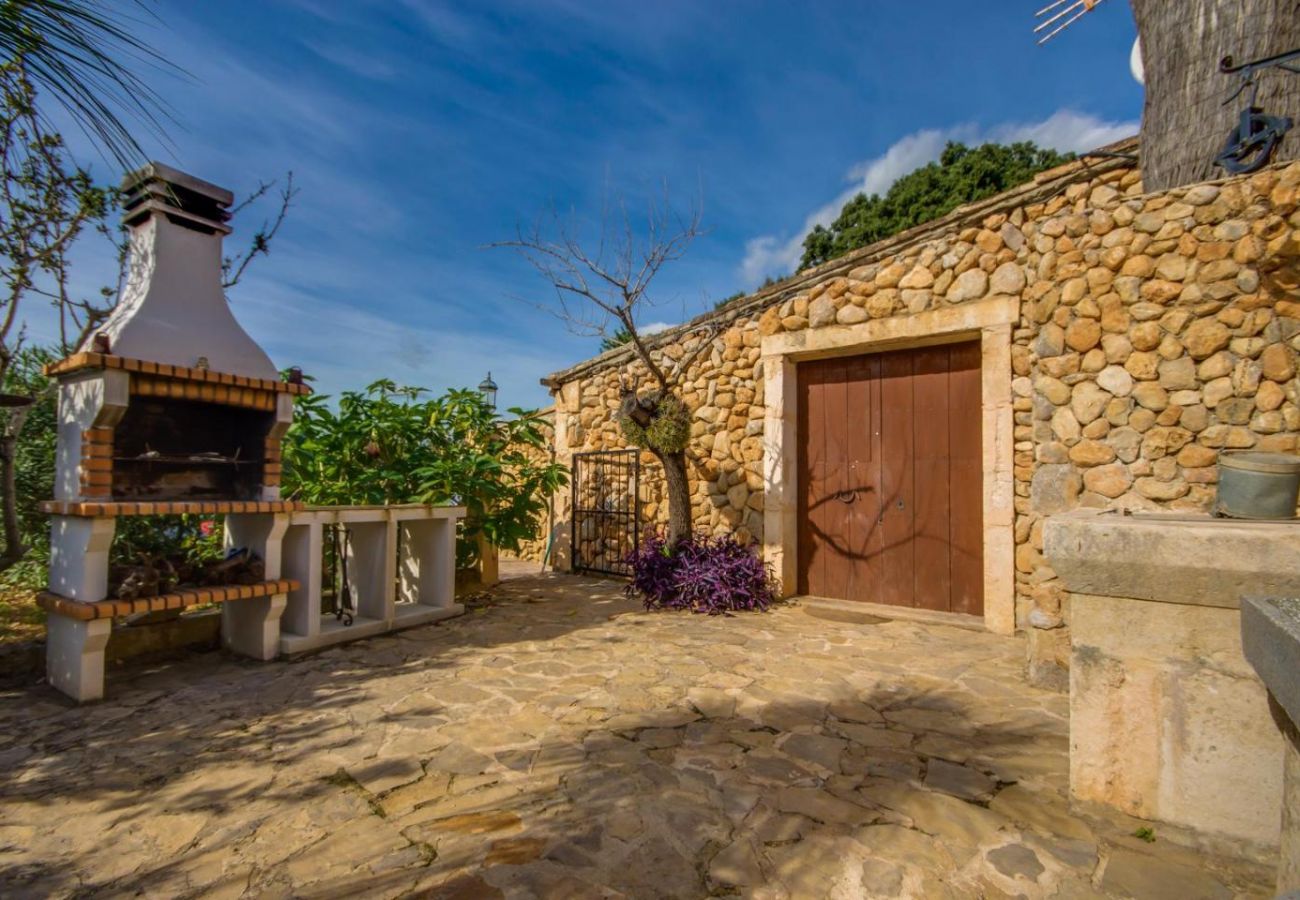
left=1215, top=451, right=1300, bottom=519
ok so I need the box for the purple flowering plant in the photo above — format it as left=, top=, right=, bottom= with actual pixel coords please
left=625, top=532, right=779, bottom=614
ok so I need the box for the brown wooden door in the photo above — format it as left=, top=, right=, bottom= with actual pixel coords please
left=796, top=342, right=983, bottom=615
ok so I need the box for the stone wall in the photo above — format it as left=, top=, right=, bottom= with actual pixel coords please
left=511, top=407, right=558, bottom=565
left=543, top=143, right=1300, bottom=687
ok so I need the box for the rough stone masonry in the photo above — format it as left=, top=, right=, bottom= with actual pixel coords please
left=538, top=139, right=1300, bottom=689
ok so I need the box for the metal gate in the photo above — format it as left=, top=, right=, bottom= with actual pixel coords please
left=571, top=449, right=639, bottom=576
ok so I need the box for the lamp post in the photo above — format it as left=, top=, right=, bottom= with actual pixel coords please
left=474, top=371, right=501, bottom=587
left=477, top=372, right=498, bottom=410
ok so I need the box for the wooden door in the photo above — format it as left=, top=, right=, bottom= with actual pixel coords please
left=796, top=342, right=983, bottom=615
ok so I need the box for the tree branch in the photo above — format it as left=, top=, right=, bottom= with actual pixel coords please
left=488, top=186, right=702, bottom=396
left=223, top=171, right=296, bottom=289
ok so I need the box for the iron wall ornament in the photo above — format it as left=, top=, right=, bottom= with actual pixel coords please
left=1214, top=48, right=1300, bottom=175
left=329, top=523, right=354, bottom=626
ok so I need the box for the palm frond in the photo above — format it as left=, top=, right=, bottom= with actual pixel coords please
left=0, top=0, right=176, bottom=170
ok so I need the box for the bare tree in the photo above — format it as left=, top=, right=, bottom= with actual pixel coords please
left=222, top=173, right=298, bottom=289
left=494, top=193, right=713, bottom=543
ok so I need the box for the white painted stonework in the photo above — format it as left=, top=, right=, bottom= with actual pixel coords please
left=88, top=164, right=277, bottom=379
left=279, top=505, right=465, bottom=655
left=53, top=369, right=127, bottom=502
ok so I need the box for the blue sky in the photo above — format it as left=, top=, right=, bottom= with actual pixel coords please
left=43, top=1, right=1143, bottom=409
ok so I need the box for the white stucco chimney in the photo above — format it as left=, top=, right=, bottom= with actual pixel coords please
left=88, top=162, right=279, bottom=380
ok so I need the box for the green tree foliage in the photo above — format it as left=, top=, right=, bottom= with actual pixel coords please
left=800, top=141, right=1073, bottom=271
left=0, top=346, right=53, bottom=587
left=600, top=327, right=632, bottom=352
left=282, top=381, right=567, bottom=568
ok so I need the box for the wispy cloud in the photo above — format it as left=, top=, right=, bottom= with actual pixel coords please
left=302, top=40, right=399, bottom=81
left=739, top=109, right=1138, bottom=285
left=233, top=277, right=573, bottom=405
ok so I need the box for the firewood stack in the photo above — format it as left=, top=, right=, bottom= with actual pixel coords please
left=111, top=548, right=266, bottom=600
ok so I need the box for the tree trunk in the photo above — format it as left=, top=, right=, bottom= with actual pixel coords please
left=0, top=428, right=25, bottom=571
left=1132, top=0, right=1300, bottom=192
left=653, top=448, right=693, bottom=544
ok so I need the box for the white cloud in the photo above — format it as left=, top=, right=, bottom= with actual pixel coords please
left=987, top=109, right=1137, bottom=155
left=641, top=321, right=673, bottom=335
left=739, top=109, right=1138, bottom=285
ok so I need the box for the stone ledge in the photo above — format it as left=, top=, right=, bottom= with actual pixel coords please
left=1242, top=596, right=1300, bottom=732
left=1044, top=510, right=1300, bottom=609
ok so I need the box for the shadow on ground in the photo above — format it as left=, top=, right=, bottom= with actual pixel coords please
left=0, top=571, right=1272, bottom=899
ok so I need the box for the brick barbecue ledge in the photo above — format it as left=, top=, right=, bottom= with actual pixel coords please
left=38, top=578, right=300, bottom=620
left=43, top=352, right=312, bottom=396
left=41, top=500, right=304, bottom=517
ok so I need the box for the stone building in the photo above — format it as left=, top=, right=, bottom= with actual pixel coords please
left=536, top=139, right=1300, bottom=688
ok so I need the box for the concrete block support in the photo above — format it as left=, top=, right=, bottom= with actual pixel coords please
left=221, top=594, right=287, bottom=661
left=346, top=519, right=393, bottom=623
left=280, top=505, right=465, bottom=654
left=45, top=515, right=116, bottom=702
left=223, top=512, right=290, bottom=660
left=45, top=616, right=112, bottom=702
left=399, top=517, right=456, bottom=609
left=48, top=516, right=115, bottom=602
left=282, top=521, right=322, bottom=639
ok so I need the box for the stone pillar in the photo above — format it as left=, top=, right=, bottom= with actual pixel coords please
left=46, top=617, right=112, bottom=702
left=222, top=513, right=289, bottom=660
left=1242, top=597, right=1300, bottom=892
left=398, top=517, right=456, bottom=609
left=1047, top=511, right=1297, bottom=859
left=345, top=519, right=395, bottom=622
left=45, top=515, right=116, bottom=702
left=550, top=381, right=579, bottom=572
left=1277, top=708, right=1300, bottom=892
left=476, top=532, right=499, bottom=588
left=48, top=516, right=115, bottom=601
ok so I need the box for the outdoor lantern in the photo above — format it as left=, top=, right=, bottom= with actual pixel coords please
left=477, top=371, right=498, bottom=410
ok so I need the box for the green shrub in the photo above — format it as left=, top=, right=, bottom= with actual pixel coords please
left=282, top=380, right=567, bottom=569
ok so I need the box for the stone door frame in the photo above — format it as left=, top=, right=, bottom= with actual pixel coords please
left=761, top=295, right=1018, bottom=635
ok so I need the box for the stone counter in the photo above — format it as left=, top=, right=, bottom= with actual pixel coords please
left=1242, top=596, right=1300, bottom=892
left=1045, top=509, right=1300, bottom=861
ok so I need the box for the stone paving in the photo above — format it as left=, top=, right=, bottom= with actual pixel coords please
left=0, top=564, right=1274, bottom=898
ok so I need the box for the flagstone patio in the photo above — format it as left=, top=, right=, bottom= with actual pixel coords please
left=0, top=563, right=1273, bottom=898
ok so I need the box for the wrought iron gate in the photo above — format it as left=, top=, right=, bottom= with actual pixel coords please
left=571, top=449, right=639, bottom=576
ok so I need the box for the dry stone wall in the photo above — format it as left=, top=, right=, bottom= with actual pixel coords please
left=544, top=146, right=1300, bottom=688
left=509, top=409, right=559, bottom=565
